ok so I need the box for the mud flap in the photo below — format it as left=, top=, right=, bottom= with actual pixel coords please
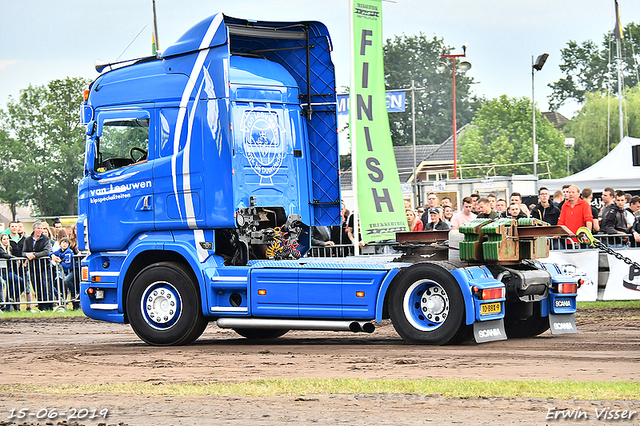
left=549, top=313, right=578, bottom=335
left=473, top=319, right=507, bottom=343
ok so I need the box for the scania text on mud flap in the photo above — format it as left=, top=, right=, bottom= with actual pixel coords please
left=77, top=13, right=580, bottom=346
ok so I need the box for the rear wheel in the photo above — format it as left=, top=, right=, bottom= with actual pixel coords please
left=389, top=263, right=465, bottom=345
left=127, top=262, right=208, bottom=346
left=232, top=329, right=289, bottom=339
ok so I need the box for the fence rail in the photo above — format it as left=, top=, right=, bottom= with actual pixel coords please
left=307, top=232, right=640, bottom=257
left=0, top=254, right=85, bottom=312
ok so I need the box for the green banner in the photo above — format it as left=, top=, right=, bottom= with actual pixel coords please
left=349, top=0, right=408, bottom=242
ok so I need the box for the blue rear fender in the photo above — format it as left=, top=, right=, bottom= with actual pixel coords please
left=539, top=263, right=579, bottom=316
left=375, top=264, right=505, bottom=325
left=449, top=266, right=506, bottom=325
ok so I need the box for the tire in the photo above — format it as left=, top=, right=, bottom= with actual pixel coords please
left=504, top=301, right=550, bottom=338
left=232, top=329, right=289, bottom=339
left=388, top=263, right=465, bottom=345
left=126, top=262, right=208, bottom=346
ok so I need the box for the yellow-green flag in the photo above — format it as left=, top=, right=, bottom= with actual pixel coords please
left=349, top=0, right=408, bottom=242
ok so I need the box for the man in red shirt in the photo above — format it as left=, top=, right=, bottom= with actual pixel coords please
left=558, top=185, right=593, bottom=244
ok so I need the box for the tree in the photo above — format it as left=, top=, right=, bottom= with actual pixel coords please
left=0, top=126, right=29, bottom=220
left=549, top=22, right=640, bottom=109
left=383, top=34, right=480, bottom=147
left=458, top=95, right=567, bottom=179
left=564, top=86, right=640, bottom=172
left=0, top=77, right=90, bottom=216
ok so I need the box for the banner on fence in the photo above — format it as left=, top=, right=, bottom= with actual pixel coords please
left=603, top=249, right=640, bottom=300
left=538, top=250, right=599, bottom=302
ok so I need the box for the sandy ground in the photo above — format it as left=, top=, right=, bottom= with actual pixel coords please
left=0, top=307, right=638, bottom=425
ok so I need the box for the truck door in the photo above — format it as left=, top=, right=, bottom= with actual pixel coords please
left=86, top=108, right=155, bottom=251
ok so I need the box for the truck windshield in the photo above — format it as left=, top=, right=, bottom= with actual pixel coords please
left=97, top=118, right=149, bottom=171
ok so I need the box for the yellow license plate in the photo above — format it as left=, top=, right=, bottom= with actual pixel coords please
left=480, top=302, right=501, bottom=315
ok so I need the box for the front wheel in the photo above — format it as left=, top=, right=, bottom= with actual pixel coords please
left=127, top=262, right=208, bottom=346
left=389, top=263, right=465, bottom=345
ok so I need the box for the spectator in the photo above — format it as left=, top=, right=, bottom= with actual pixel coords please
left=51, top=237, right=79, bottom=310
left=421, top=192, right=440, bottom=226
left=631, top=214, right=640, bottom=247
left=624, top=195, right=640, bottom=229
left=581, top=188, right=600, bottom=233
left=441, top=197, right=453, bottom=210
left=496, top=199, right=507, bottom=214
left=510, top=192, right=529, bottom=216
left=506, top=203, right=527, bottom=220
left=451, top=196, right=477, bottom=230
left=443, top=206, right=454, bottom=226
left=424, top=208, right=450, bottom=231
left=331, top=203, right=350, bottom=247
left=600, top=187, right=615, bottom=219
left=558, top=184, right=571, bottom=210
left=406, top=209, right=423, bottom=232
left=52, top=219, right=63, bottom=244
left=600, top=190, right=629, bottom=246
left=417, top=206, right=425, bottom=216
left=7, top=221, right=24, bottom=257
left=552, top=190, right=564, bottom=207
left=311, top=226, right=334, bottom=247
left=68, top=225, right=79, bottom=254
left=530, top=186, right=560, bottom=225
left=0, top=233, right=28, bottom=312
left=487, top=193, right=497, bottom=211
left=470, top=193, right=480, bottom=213
left=558, top=185, right=593, bottom=245
left=476, top=197, right=500, bottom=220
left=22, top=221, right=53, bottom=311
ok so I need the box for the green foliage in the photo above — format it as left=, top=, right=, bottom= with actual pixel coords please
left=458, top=95, right=567, bottom=178
left=564, top=86, right=640, bottom=171
left=549, top=22, right=640, bottom=109
left=383, top=34, right=480, bottom=147
left=0, top=77, right=90, bottom=216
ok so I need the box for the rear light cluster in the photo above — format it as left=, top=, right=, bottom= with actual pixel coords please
left=557, top=283, right=578, bottom=294
left=472, top=286, right=505, bottom=300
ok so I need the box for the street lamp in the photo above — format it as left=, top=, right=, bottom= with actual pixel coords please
left=439, top=44, right=471, bottom=179
left=532, top=53, right=549, bottom=178
left=564, top=138, right=575, bottom=176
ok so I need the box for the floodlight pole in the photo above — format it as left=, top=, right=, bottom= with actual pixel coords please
left=532, top=53, right=549, bottom=178
left=441, top=52, right=467, bottom=179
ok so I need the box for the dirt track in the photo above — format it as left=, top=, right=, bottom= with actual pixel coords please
left=0, top=308, right=638, bottom=425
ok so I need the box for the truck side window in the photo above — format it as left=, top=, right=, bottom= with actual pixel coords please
left=96, top=118, right=150, bottom=172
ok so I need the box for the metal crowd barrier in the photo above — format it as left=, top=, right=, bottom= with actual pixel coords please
left=307, top=232, right=640, bottom=257
left=551, top=233, right=637, bottom=250
left=0, top=254, right=86, bottom=312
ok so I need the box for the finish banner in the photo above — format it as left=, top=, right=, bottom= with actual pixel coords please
left=349, top=0, right=408, bottom=242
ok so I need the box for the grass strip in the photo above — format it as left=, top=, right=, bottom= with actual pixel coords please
left=577, top=300, right=640, bottom=309
left=0, top=379, right=638, bottom=400
left=0, top=309, right=85, bottom=318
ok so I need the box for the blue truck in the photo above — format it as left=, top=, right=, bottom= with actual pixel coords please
left=77, top=13, right=580, bottom=346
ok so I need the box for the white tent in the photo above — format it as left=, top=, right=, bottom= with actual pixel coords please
left=540, top=136, right=640, bottom=193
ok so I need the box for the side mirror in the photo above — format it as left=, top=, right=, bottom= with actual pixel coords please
left=85, top=137, right=97, bottom=177
left=86, top=120, right=96, bottom=136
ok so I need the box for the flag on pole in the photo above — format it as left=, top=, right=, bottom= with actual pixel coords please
left=349, top=0, right=408, bottom=243
left=152, top=32, right=157, bottom=55
left=614, top=0, right=623, bottom=40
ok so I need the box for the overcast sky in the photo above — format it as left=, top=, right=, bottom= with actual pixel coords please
left=1, top=0, right=638, bottom=150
